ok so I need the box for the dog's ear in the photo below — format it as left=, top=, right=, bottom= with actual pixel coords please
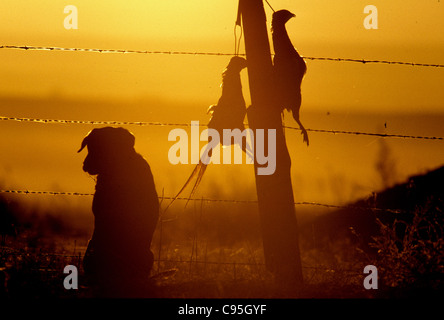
left=78, top=133, right=91, bottom=153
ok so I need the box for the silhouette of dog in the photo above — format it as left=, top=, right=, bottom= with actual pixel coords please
left=78, top=127, right=159, bottom=297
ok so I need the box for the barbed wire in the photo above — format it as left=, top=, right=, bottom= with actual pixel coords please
left=0, top=189, right=404, bottom=214
left=285, top=126, right=444, bottom=141
left=2, top=45, right=444, bottom=68
left=0, top=116, right=194, bottom=128
left=0, top=190, right=94, bottom=197
left=0, top=45, right=235, bottom=56
left=2, top=115, right=443, bottom=141
left=0, top=43, right=436, bottom=220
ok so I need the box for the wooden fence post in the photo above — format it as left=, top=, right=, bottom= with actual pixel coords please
left=239, top=0, right=303, bottom=287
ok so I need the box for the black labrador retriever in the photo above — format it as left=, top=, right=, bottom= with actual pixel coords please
left=78, top=127, right=159, bottom=297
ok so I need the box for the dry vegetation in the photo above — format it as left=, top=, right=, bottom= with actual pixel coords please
left=1, top=188, right=443, bottom=299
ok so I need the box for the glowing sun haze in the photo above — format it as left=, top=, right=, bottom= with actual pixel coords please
left=0, top=0, right=443, bottom=113
left=0, top=0, right=443, bottom=209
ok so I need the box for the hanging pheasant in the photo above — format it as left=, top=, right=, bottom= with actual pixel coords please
left=166, top=56, right=251, bottom=209
left=272, top=9, right=309, bottom=146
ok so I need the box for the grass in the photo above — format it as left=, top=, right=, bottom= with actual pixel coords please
left=0, top=241, right=369, bottom=299
left=0, top=227, right=370, bottom=299
left=366, top=199, right=444, bottom=297
left=1, top=196, right=442, bottom=299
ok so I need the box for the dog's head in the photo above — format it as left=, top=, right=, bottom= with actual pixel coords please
left=78, top=127, right=136, bottom=175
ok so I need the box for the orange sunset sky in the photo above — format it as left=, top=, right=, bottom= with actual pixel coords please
left=1, top=0, right=443, bottom=212
left=0, top=0, right=443, bottom=110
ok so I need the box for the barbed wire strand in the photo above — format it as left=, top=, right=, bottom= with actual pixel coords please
left=1, top=116, right=443, bottom=141
left=285, top=126, right=444, bottom=141
left=1, top=45, right=444, bottom=68
left=0, top=189, right=404, bottom=214
left=0, top=116, right=194, bottom=128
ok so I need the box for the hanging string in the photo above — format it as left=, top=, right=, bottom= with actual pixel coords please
left=234, top=1, right=243, bottom=56
left=235, top=1, right=242, bottom=27
left=264, top=0, right=276, bottom=13
left=234, top=25, right=243, bottom=56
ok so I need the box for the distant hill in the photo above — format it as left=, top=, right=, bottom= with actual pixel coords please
left=0, top=194, right=19, bottom=242
left=0, top=190, right=91, bottom=243
left=308, top=165, right=444, bottom=251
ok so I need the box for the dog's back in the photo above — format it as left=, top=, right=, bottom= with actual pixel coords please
left=79, top=127, right=159, bottom=295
